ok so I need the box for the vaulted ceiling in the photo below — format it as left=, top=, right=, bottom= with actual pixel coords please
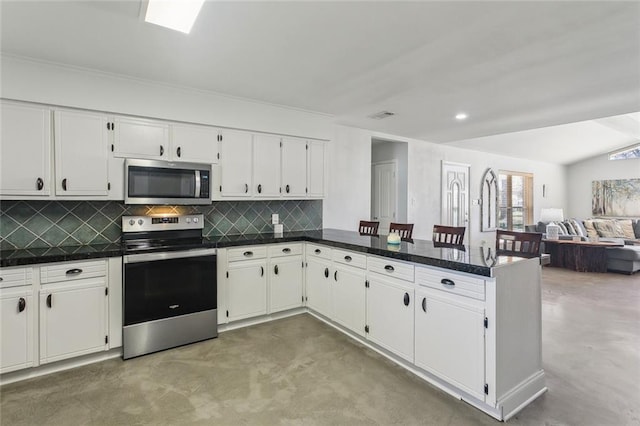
left=1, top=1, right=639, bottom=164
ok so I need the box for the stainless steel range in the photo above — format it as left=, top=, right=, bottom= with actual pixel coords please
left=121, top=214, right=217, bottom=359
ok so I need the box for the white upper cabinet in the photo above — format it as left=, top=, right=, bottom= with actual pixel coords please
left=219, top=129, right=254, bottom=197
left=307, top=140, right=325, bottom=198
left=112, top=116, right=170, bottom=160
left=170, top=123, right=218, bottom=164
left=54, top=109, right=109, bottom=196
left=281, top=137, right=308, bottom=197
left=253, top=134, right=281, bottom=197
left=0, top=101, right=52, bottom=196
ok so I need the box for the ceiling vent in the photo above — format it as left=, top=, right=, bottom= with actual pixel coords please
left=368, top=111, right=395, bottom=120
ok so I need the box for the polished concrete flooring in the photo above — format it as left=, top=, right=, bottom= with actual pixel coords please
left=1, top=267, right=639, bottom=425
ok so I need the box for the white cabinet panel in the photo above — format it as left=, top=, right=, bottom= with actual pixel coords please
left=253, top=134, right=281, bottom=197
left=0, top=101, right=51, bottom=196
left=307, top=140, right=325, bottom=198
left=39, top=278, right=107, bottom=364
left=171, top=123, right=218, bottom=163
left=54, top=110, right=109, bottom=196
left=226, top=260, right=267, bottom=321
left=219, top=129, right=253, bottom=197
left=113, top=116, right=169, bottom=160
left=331, top=265, right=366, bottom=337
left=415, top=287, right=486, bottom=400
left=305, top=257, right=332, bottom=317
left=366, top=274, right=414, bottom=362
left=269, top=257, right=303, bottom=313
left=0, top=287, right=34, bottom=373
left=281, top=137, right=307, bottom=197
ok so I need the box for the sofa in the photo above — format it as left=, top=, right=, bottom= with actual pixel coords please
left=527, top=218, right=640, bottom=274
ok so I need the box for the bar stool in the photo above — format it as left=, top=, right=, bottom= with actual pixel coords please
left=389, top=222, right=414, bottom=239
left=359, top=220, right=379, bottom=235
left=432, top=225, right=466, bottom=245
left=496, top=230, right=542, bottom=255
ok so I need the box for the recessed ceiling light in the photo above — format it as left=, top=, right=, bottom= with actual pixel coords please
left=145, top=0, right=205, bottom=34
left=455, top=113, right=468, bottom=120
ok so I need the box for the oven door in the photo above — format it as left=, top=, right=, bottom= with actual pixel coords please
left=123, top=248, right=217, bottom=326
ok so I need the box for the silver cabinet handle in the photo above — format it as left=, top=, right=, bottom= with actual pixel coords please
left=66, top=268, right=83, bottom=275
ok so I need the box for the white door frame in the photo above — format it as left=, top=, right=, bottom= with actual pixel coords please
left=372, top=160, right=398, bottom=235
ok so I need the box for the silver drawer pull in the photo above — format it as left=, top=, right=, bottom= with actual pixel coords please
left=282, top=248, right=291, bottom=253
left=314, top=249, right=321, bottom=254
left=344, top=255, right=352, bottom=262
left=440, top=278, right=455, bottom=287
left=384, top=265, right=395, bottom=272
left=66, top=268, right=83, bottom=275
left=243, top=251, right=253, bottom=257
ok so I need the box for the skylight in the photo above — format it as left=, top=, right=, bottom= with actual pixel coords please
left=144, top=0, right=205, bottom=34
left=609, top=144, right=640, bottom=160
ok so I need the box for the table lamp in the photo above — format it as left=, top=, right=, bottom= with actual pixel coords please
left=540, top=208, right=564, bottom=240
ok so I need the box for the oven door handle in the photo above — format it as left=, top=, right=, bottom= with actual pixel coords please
left=124, top=248, right=217, bottom=263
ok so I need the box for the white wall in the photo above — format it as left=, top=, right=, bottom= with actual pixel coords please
left=0, top=55, right=332, bottom=140
left=325, top=126, right=567, bottom=246
left=567, top=154, right=640, bottom=218
left=371, top=140, right=408, bottom=223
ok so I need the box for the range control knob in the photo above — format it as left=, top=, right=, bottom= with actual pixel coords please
left=129, top=219, right=135, bottom=226
left=138, top=219, right=144, bottom=225
left=193, top=217, right=199, bottom=223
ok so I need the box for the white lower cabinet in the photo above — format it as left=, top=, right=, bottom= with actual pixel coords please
left=305, top=257, right=332, bottom=317
left=39, top=277, right=108, bottom=364
left=269, top=244, right=303, bottom=313
left=0, top=286, right=34, bottom=373
left=331, top=265, right=366, bottom=337
left=366, top=274, right=414, bottom=362
left=414, top=286, right=486, bottom=400
left=226, top=259, right=267, bottom=322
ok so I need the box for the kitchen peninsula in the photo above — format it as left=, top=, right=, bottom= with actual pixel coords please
left=1, top=229, right=545, bottom=421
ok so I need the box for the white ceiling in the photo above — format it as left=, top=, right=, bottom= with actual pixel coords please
left=1, top=1, right=639, bottom=164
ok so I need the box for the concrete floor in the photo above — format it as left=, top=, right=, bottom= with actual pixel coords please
left=1, top=267, right=639, bottom=425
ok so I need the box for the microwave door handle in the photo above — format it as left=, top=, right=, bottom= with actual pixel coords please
left=194, top=170, right=201, bottom=198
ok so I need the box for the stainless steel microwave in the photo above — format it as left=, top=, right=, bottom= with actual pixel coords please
left=124, top=159, right=212, bottom=205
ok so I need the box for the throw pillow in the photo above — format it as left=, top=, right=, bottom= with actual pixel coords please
left=634, top=220, right=640, bottom=239
left=593, top=220, right=619, bottom=238
left=571, top=219, right=587, bottom=237
left=563, top=221, right=577, bottom=235
left=583, top=219, right=598, bottom=239
left=616, top=219, right=636, bottom=239
left=555, top=221, right=568, bottom=235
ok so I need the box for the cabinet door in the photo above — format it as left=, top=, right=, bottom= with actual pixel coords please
left=332, top=265, right=366, bottom=337
left=307, top=140, right=325, bottom=198
left=306, top=258, right=331, bottom=317
left=281, top=137, right=307, bottom=197
left=112, top=116, right=169, bottom=160
left=270, top=257, right=303, bottom=313
left=0, top=101, right=51, bottom=196
left=54, top=110, right=109, bottom=196
left=415, top=288, right=486, bottom=400
left=219, top=129, right=253, bottom=197
left=171, top=123, right=218, bottom=163
left=366, top=275, right=414, bottom=362
left=40, top=279, right=107, bottom=364
left=227, top=261, right=267, bottom=321
left=0, top=288, right=34, bottom=373
left=253, top=134, right=281, bottom=197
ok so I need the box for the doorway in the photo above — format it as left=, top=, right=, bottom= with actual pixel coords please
left=441, top=161, right=470, bottom=240
left=371, top=139, right=408, bottom=235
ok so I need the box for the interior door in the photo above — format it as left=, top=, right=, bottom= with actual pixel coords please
left=441, top=162, right=470, bottom=241
left=372, top=162, right=397, bottom=235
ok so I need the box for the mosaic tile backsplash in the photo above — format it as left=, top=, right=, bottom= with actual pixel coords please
left=0, top=200, right=322, bottom=250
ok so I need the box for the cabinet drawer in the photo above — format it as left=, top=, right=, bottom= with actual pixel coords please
left=416, top=267, right=485, bottom=301
left=0, top=266, right=34, bottom=289
left=368, top=256, right=415, bottom=282
left=227, top=246, right=267, bottom=262
left=306, top=243, right=331, bottom=260
left=41, top=260, right=106, bottom=284
left=332, top=249, right=367, bottom=269
left=268, top=243, right=303, bottom=258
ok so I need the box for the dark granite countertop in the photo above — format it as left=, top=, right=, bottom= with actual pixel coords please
left=1, top=229, right=535, bottom=277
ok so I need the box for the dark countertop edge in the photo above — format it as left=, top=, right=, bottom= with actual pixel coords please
left=1, top=232, right=496, bottom=277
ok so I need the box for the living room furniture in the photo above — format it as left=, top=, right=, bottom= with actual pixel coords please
left=359, top=220, right=379, bottom=235
left=389, top=222, right=414, bottom=239
left=543, top=239, right=624, bottom=272
left=496, top=230, right=543, bottom=255
left=432, top=225, right=465, bottom=244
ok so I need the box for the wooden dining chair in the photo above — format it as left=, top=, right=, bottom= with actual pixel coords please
left=495, top=230, right=542, bottom=255
left=389, top=222, right=414, bottom=239
left=359, top=220, right=379, bottom=235
left=432, top=225, right=466, bottom=245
